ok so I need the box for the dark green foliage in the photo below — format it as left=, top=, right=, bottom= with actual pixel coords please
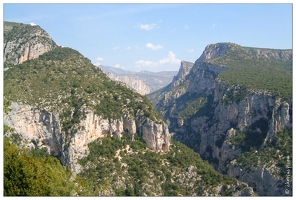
left=4, top=98, right=12, bottom=114
left=161, top=181, right=179, bottom=196
left=179, top=97, right=207, bottom=120
left=211, top=45, right=292, bottom=99
left=4, top=125, right=14, bottom=134
left=4, top=46, right=164, bottom=148
left=4, top=137, right=75, bottom=196
left=223, top=85, right=248, bottom=104
left=229, top=132, right=246, bottom=148
left=229, top=129, right=267, bottom=152
left=38, top=46, right=81, bottom=61
left=236, top=129, right=292, bottom=176
left=77, top=137, right=240, bottom=196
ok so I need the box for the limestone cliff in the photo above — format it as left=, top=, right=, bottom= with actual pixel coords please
left=148, top=43, right=292, bottom=196
left=4, top=21, right=57, bottom=66
left=4, top=101, right=170, bottom=174
left=104, top=71, right=151, bottom=95
left=100, top=65, right=178, bottom=95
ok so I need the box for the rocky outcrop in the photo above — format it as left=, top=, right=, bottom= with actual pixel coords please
left=228, top=161, right=284, bottom=196
left=171, top=61, right=194, bottom=85
left=4, top=21, right=57, bottom=65
left=100, top=65, right=178, bottom=95
left=105, top=72, right=151, bottom=95
left=148, top=43, right=292, bottom=195
left=147, top=61, right=194, bottom=106
left=136, top=111, right=170, bottom=152
left=4, top=102, right=171, bottom=174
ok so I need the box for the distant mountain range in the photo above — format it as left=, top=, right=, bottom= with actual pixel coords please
left=99, top=65, right=178, bottom=95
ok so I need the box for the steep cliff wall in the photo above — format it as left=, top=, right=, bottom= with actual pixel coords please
left=4, top=21, right=57, bottom=66
left=4, top=102, right=170, bottom=174
left=104, top=71, right=151, bottom=95
left=149, top=43, right=292, bottom=195
left=100, top=65, right=178, bottom=95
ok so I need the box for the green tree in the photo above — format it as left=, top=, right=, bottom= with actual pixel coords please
left=4, top=138, right=75, bottom=196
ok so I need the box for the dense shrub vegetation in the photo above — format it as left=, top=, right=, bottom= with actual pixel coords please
left=4, top=47, right=162, bottom=121
left=211, top=44, right=292, bottom=100
left=4, top=137, right=75, bottom=196
left=234, top=129, right=292, bottom=176
left=4, top=47, right=164, bottom=139
left=77, top=135, right=243, bottom=196
left=179, top=97, right=207, bottom=120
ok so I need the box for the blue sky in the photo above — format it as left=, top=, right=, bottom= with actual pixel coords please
left=3, top=3, right=293, bottom=72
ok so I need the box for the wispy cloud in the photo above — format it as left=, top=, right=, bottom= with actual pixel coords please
left=137, top=23, right=157, bottom=30
left=188, top=49, right=194, bottom=53
left=212, top=23, right=217, bottom=28
left=146, top=43, right=163, bottom=51
left=113, top=46, right=120, bottom=50
left=96, top=57, right=104, bottom=61
left=184, top=24, right=189, bottom=30
left=135, top=51, right=181, bottom=71
left=94, top=57, right=105, bottom=66
left=114, top=64, right=125, bottom=69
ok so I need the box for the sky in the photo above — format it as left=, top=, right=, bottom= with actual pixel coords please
left=3, top=3, right=293, bottom=72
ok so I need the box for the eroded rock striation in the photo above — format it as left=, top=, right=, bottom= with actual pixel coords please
left=4, top=102, right=170, bottom=174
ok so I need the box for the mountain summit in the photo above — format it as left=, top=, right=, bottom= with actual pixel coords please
left=4, top=21, right=57, bottom=66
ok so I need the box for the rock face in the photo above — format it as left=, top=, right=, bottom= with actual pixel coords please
left=4, top=102, right=171, bottom=174
left=148, top=43, right=292, bottom=196
left=136, top=112, right=171, bottom=152
left=228, top=161, right=283, bottom=196
left=104, top=71, right=151, bottom=95
left=4, top=21, right=57, bottom=66
left=100, top=65, right=178, bottom=95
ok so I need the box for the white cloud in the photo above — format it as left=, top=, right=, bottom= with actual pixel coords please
left=113, top=46, right=120, bottom=50
left=96, top=57, right=104, bottom=61
left=137, top=23, right=157, bottom=30
left=184, top=24, right=189, bottom=30
left=188, top=49, right=194, bottom=53
left=212, top=23, right=217, bottom=28
left=159, top=51, right=180, bottom=65
left=114, top=64, right=125, bottom=69
left=125, top=46, right=132, bottom=50
left=134, top=60, right=156, bottom=67
left=93, top=57, right=104, bottom=66
left=146, top=43, right=163, bottom=51
left=134, top=51, right=181, bottom=71
left=30, top=22, right=37, bottom=26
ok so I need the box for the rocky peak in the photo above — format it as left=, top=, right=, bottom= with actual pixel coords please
left=4, top=21, right=57, bottom=66
left=172, top=61, right=194, bottom=83
left=197, top=42, right=231, bottom=62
